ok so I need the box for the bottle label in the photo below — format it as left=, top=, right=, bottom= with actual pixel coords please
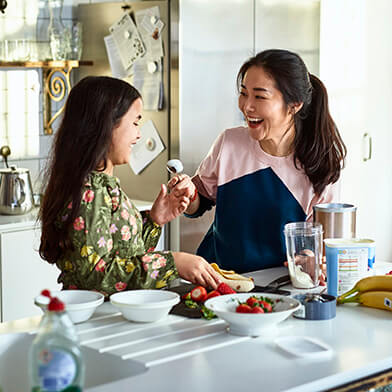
left=37, top=348, right=77, bottom=391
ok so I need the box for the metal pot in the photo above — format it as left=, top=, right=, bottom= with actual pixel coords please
left=0, top=165, right=34, bottom=215
left=313, top=203, right=357, bottom=240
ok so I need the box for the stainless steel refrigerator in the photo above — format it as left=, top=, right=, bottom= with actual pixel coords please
left=77, top=0, right=320, bottom=252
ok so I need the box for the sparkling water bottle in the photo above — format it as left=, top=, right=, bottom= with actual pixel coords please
left=29, top=290, right=84, bottom=392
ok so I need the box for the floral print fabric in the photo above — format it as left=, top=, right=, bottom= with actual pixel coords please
left=56, top=171, right=178, bottom=297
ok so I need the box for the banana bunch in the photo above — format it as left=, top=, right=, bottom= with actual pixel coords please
left=337, top=275, right=392, bottom=312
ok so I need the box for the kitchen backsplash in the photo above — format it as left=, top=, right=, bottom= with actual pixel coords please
left=0, top=0, right=125, bottom=194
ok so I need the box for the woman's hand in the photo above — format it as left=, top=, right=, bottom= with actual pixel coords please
left=167, top=174, right=196, bottom=199
left=150, top=184, right=190, bottom=226
left=172, top=252, right=221, bottom=289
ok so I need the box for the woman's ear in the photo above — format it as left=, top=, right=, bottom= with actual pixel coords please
left=291, top=102, right=304, bottom=115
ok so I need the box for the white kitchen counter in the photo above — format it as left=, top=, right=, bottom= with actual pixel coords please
left=1, top=262, right=392, bottom=392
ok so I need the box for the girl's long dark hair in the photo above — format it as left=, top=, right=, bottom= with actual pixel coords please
left=237, top=49, right=346, bottom=196
left=39, top=76, right=141, bottom=264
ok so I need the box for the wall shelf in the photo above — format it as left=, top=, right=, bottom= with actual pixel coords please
left=0, top=60, right=93, bottom=135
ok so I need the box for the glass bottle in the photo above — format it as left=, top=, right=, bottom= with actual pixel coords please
left=47, top=0, right=70, bottom=60
left=29, top=292, right=84, bottom=392
left=35, top=0, right=51, bottom=60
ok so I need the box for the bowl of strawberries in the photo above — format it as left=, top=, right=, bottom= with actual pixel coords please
left=204, top=292, right=301, bottom=336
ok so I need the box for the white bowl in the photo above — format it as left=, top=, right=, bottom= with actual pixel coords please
left=34, top=290, right=104, bottom=324
left=110, top=290, right=180, bottom=323
left=204, top=293, right=301, bottom=336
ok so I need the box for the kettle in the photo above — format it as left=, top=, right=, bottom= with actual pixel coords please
left=0, top=165, right=34, bottom=215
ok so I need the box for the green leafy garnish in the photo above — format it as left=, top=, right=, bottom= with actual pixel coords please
left=201, top=305, right=217, bottom=320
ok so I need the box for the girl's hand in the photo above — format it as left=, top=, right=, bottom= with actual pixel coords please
left=173, top=252, right=221, bottom=289
left=150, top=184, right=190, bottom=226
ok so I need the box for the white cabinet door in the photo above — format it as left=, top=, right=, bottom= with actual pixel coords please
left=320, top=0, right=392, bottom=261
left=1, top=228, right=61, bottom=322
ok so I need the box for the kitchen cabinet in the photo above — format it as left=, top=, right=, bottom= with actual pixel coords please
left=0, top=200, right=165, bottom=323
left=320, top=0, right=392, bottom=261
left=0, top=224, right=61, bottom=322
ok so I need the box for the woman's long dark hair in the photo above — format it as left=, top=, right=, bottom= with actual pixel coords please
left=237, top=49, right=346, bottom=196
left=39, top=76, right=141, bottom=264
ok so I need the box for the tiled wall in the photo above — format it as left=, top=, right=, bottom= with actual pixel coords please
left=0, top=0, right=124, bottom=193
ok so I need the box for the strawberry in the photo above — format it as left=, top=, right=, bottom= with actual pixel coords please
left=182, top=292, right=191, bottom=300
left=206, top=290, right=221, bottom=300
left=259, top=300, right=272, bottom=313
left=246, top=297, right=259, bottom=307
left=190, top=286, right=208, bottom=302
left=41, top=289, right=51, bottom=298
left=251, top=306, right=264, bottom=313
left=48, top=297, right=65, bottom=312
left=236, top=304, right=252, bottom=313
left=217, top=282, right=236, bottom=295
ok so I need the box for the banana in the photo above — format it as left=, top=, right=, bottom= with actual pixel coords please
left=338, top=290, right=392, bottom=312
left=337, top=275, right=392, bottom=302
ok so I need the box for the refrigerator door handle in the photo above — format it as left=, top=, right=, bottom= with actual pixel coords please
left=362, top=132, right=372, bottom=162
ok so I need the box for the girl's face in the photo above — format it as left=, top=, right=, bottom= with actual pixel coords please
left=238, top=66, right=295, bottom=144
left=106, top=98, right=143, bottom=173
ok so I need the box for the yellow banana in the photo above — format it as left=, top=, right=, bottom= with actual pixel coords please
left=338, top=290, right=392, bottom=312
left=337, top=275, right=392, bottom=302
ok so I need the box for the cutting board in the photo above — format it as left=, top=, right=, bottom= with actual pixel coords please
left=168, top=283, right=290, bottom=319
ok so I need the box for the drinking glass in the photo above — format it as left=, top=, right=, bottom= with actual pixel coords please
left=284, top=222, right=323, bottom=289
left=69, top=22, right=83, bottom=60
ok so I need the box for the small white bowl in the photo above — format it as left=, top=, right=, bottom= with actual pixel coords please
left=110, top=290, right=180, bottom=323
left=204, top=293, right=301, bottom=336
left=34, top=290, right=104, bottom=324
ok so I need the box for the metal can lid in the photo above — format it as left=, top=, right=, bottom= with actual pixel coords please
left=293, top=293, right=336, bottom=320
left=313, top=203, right=357, bottom=212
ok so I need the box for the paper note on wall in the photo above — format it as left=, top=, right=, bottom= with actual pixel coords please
left=132, top=58, right=162, bottom=111
left=109, top=13, right=146, bottom=70
left=129, top=120, right=165, bottom=174
left=104, top=35, right=128, bottom=79
left=135, top=6, right=164, bottom=60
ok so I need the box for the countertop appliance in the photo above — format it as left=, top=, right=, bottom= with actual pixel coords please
left=0, top=166, right=34, bottom=215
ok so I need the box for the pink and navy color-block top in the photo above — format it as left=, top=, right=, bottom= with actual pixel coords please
left=187, top=126, right=338, bottom=273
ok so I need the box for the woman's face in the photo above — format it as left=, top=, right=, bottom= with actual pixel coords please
left=106, top=98, right=143, bottom=171
left=238, top=65, right=294, bottom=143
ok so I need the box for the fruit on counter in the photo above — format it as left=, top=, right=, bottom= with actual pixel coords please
left=337, top=290, right=392, bottom=312
left=190, top=286, right=208, bottom=302
left=206, top=290, right=221, bottom=300
left=217, top=282, right=236, bottom=295
left=182, top=285, right=234, bottom=319
left=210, top=263, right=255, bottom=292
left=337, top=275, right=392, bottom=303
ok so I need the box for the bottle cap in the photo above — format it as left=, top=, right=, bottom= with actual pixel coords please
left=48, top=297, right=65, bottom=312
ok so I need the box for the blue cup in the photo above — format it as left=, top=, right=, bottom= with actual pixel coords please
left=325, top=238, right=376, bottom=297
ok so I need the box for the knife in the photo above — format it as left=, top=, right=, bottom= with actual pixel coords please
left=252, top=274, right=291, bottom=296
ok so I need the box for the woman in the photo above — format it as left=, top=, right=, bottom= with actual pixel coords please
left=173, top=49, right=346, bottom=273
left=39, top=76, right=221, bottom=296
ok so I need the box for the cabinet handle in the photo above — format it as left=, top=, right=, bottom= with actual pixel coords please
left=362, top=132, right=372, bottom=162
